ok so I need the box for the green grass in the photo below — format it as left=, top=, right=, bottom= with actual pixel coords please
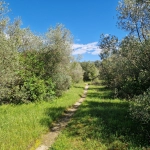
left=50, top=83, right=150, bottom=150
left=0, top=82, right=85, bottom=150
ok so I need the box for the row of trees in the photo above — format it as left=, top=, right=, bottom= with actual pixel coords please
left=0, top=1, right=84, bottom=104
left=99, top=0, right=150, bottom=123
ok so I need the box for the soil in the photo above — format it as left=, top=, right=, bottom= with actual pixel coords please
left=35, top=84, right=89, bottom=150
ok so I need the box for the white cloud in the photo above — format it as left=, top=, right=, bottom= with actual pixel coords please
left=91, top=49, right=101, bottom=55
left=72, top=42, right=101, bottom=55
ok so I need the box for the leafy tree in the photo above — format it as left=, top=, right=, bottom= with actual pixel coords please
left=0, top=12, right=20, bottom=103
left=43, top=24, right=73, bottom=96
left=80, top=61, right=99, bottom=81
left=70, top=62, right=84, bottom=83
left=98, top=0, right=150, bottom=123
left=117, top=0, right=150, bottom=42
left=0, top=1, right=9, bottom=33
left=99, top=34, right=150, bottom=98
left=0, top=1, right=82, bottom=103
left=99, top=34, right=118, bottom=60
left=94, top=60, right=101, bottom=69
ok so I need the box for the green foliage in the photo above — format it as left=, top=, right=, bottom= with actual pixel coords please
left=99, top=34, right=118, bottom=60
left=98, top=0, right=150, bottom=123
left=0, top=83, right=84, bottom=150
left=52, top=73, right=72, bottom=96
left=80, top=61, right=99, bottom=81
left=43, top=24, right=74, bottom=96
left=130, top=87, right=150, bottom=123
left=117, top=0, right=150, bottom=42
left=50, top=83, right=150, bottom=150
left=70, top=62, right=84, bottom=83
left=94, top=60, right=101, bottom=69
left=0, top=2, right=76, bottom=103
left=23, top=77, right=55, bottom=102
left=0, top=26, right=20, bottom=103
left=99, top=35, right=150, bottom=98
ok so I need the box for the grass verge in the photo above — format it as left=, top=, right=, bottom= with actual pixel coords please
left=0, top=82, right=85, bottom=150
left=50, top=83, right=150, bottom=150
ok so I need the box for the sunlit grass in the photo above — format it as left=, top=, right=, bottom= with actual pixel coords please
left=0, top=82, right=85, bottom=150
left=50, top=83, right=150, bottom=150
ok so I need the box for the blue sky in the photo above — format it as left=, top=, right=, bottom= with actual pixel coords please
left=5, top=0, right=127, bottom=61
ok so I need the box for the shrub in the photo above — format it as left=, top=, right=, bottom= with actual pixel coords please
left=129, top=87, right=150, bottom=123
left=53, top=73, right=72, bottom=96
left=0, top=76, right=55, bottom=104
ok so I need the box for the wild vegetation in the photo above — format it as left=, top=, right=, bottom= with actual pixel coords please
left=0, top=83, right=84, bottom=150
left=80, top=61, right=99, bottom=81
left=99, top=0, right=150, bottom=124
left=0, top=0, right=150, bottom=149
left=50, top=83, right=150, bottom=150
left=0, top=1, right=84, bottom=104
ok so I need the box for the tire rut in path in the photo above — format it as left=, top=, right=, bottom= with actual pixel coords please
left=35, top=84, right=89, bottom=150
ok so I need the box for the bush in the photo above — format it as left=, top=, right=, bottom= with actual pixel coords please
left=23, top=76, right=55, bottom=102
left=0, top=76, right=55, bottom=104
left=53, top=73, right=72, bottom=96
left=129, top=87, right=150, bottom=123
left=70, top=62, right=83, bottom=83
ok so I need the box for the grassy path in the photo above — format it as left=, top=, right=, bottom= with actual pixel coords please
left=50, top=83, right=150, bottom=150
left=0, top=83, right=85, bottom=150
left=36, top=84, right=89, bottom=150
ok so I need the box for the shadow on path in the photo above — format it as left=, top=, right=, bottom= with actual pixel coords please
left=35, top=84, right=89, bottom=150
left=64, top=85, right=150, bottom=149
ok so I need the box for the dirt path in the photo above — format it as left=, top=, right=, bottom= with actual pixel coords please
left=35, top=84, right=89, bottom=150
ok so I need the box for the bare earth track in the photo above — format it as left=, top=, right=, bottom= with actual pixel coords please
left=35, top=84, right=89, bottom=150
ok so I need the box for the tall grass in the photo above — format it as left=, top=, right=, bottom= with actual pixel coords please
left=0, top=83, right=84, bottom=150
left=50, top=83, right=150, bottom=150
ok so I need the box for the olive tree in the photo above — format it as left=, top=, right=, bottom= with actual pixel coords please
left=117, top=0, right=150, bottom=42
left=80, top=61, right=99, bottom=81
left=70, top=62, right=84, bottom=83
left=98, top=0, right=150, bottom=123
left=0, top=19, right=20, bottom=103
left=43, top=24, right=73, bottom=95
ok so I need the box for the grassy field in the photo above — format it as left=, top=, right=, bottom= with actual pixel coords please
left=0, top=83, right=85, bottom=150
left=50, top=83, right=150, bottom=150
